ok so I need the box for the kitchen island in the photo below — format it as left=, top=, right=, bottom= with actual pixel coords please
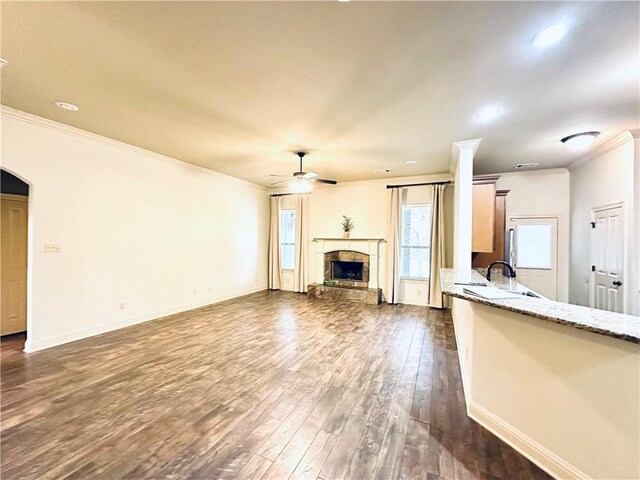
left=441, top=268, right=639, bottom=480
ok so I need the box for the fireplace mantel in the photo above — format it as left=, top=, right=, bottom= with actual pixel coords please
left=312, top=237, right=385, bottom=289
left=313, top=237, right=386, bottom=242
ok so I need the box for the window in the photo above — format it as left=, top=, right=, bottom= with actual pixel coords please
left=280, top=210, right=296, bottom=270
left=400, top=204, right=431, bottom=279
left=515, top=223, right=552, bottom=269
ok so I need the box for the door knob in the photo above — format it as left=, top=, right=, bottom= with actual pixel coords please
left=613, top=281, right=622, bottom=286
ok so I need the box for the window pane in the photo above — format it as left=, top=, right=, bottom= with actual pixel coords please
left=515, top=224, right=552, bottom=269
left=400, top=205, right=431, bottom=278
left=280, top=210, right=296, bottom=270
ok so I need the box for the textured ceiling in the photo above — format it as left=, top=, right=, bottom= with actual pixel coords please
left=1, top=1, right=638, bottom=185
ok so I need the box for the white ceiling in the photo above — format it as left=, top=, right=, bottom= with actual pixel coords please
left=1, top=1, right=638, bottom=185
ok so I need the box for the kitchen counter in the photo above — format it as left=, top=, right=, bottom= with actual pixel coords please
left=441, top=268, right=640, bottom=343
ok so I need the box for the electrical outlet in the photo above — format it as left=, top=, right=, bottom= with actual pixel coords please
left=416, top=289, right=423, bottom=296
left=208, top=286, right=212, bottom=292
left=465, top=346, right=469, bottom=360
left=119, top=303, right=125, bottom=310
left=44, top=244, right=61, bottom=253
left=193, top=288, right=197, bottom=295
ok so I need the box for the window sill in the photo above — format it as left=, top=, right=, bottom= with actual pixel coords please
left=281, top=269, right=294, bottom=272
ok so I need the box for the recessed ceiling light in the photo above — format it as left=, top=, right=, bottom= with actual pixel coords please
left=55, top=101, right=79, bottom=112
left=0, top=58, right=7, bottom=68
left=476, top=105, right=501, bottom=122
left=514, top=163, right=539, bottom=169
left=374, top=169, right=391, bottom=174
left=406, top=161, right=417, bottom=165
left=337, top=0, right=350, bottom=3
left=561, top=131, right=600, bottom=150
left=531, top=23, right=570, bottom=49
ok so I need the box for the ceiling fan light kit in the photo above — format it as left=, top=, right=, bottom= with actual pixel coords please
left=269, top=151, right=337, bottom=190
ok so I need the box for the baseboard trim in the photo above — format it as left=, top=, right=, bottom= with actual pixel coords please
left=468, top=401, right=588, bottom=480
left=24, top=285, right=268, bottom=352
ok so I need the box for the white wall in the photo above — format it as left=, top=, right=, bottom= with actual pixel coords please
left=1, top=108, right=270, bottom=351
left=494, top=169, right=571, bottom=302
left=569, top=133, right=638, bottom=315
left=274, top=173, right=454, bottom=305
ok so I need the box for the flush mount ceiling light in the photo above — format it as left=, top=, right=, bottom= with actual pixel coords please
left=531, top=23, right=570, bottom=49
left=561, top=131, right=600, bottom=150
left=337, top=0, right=351, bottom=3
left=55, top=101, right=79, bottom=111
left=406, top=160, right=417, bottom=165
left=476, top=105, right=501, bottom=122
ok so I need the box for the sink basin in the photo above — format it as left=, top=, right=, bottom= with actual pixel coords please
left=506, top=290, right=541, bottom=299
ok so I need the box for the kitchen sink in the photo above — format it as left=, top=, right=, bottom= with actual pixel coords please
left=506, top=290, right=542, bottom=299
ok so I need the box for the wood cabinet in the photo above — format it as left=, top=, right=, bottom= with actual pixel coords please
left=472, top=189, right=509, bottom=268
left=471, top=177, right=498, bottom=253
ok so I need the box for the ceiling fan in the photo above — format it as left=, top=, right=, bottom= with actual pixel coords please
left=269, top=152, right=337, bottom=189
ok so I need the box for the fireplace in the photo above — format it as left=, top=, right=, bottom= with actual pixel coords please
left=324, top=250, right=370, bottom=287
left=332, top=261, right=364, bottom=281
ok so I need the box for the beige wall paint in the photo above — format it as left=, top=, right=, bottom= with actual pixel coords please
left=494, top=170, right=571, bottom=302
left=452, top=298, right=640, bottom=480
left=1, top=108, right=270, bottom=351
left=569, top=135, right=638, bottom=315
left=275, top=174, right=454, bottom=304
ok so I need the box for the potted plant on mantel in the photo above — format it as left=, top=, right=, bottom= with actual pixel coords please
left=341, top=215, right=355, bottom=238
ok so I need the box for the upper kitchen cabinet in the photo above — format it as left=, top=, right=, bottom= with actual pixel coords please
left=472, top=176, right=499, bottom=253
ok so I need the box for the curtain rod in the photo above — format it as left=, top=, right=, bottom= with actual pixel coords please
left=269, top=192, right=312, bottom=197
left=386, top=180, right=451, bottom=189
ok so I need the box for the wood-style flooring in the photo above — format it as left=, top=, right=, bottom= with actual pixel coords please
left=0, top=291, right=551, bottom=479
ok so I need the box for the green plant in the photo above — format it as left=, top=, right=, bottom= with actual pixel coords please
left=341, top=215, right=355, bottom=233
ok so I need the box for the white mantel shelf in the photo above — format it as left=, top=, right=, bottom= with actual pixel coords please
left=313, top=237, right=385, bottom=289
left=313, top=237, right=386, bottom=242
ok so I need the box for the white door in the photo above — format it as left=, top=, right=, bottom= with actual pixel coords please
left=508, top=217, right=558, bottom=300
left=591, top=205, right=624, bottom=313
left=1, top=194, right=29, bottom=335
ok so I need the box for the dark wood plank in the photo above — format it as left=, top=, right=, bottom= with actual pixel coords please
left=0, top=291, right=552, bottom=480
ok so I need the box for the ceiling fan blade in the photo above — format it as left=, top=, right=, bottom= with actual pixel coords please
left=303, top=172, right=319, bottom=179
left=270, top=180, right=291, bottom=186
left=310, top=178, right=337, bottom=185
left=268, top=174, right=290, bottom=177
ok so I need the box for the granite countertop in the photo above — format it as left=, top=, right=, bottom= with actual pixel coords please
left=441, top=268, right=640, bottom=344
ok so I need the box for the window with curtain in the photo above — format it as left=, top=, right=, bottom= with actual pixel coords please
left=280, top=210, right=296, bottom=270
left=400, top=204, right=432, bottom=279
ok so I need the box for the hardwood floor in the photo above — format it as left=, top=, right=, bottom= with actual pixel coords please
left=0, top=291, right=551, bottom=480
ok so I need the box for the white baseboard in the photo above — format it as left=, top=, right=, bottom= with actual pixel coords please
left=24, top=285, right=267, bottom=352
left=468, top=401, right=588, bottom=480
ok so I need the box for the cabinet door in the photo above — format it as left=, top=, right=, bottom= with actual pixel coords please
left=472, top=183, right=496, bottom=252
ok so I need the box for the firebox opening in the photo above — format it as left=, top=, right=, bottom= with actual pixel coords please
left=331, top=261, right=364, bottom=281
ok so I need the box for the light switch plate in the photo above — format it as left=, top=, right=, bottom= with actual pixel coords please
left=44, top=244, right=61, bottom=253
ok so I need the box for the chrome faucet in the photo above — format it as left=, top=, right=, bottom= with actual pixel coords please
left=486, top=261, right=516, bottom=281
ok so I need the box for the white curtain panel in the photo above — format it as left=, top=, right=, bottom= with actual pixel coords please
left=428, top=184, right=446, bottom=308
left=386, top=188, right=402, bottom=304
left=294, top=194, right=309, bottom=293
left=268, top=196, right=282, bottom=290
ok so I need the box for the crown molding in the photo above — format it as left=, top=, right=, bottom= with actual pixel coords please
left=0, top=105, right=268, bottom=192
left=568, top=130, right=634, bottom=171
left=630, top=129, right=640, bottom=139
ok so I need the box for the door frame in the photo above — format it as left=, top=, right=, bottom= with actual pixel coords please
left=0, top=168, right=33, bottom=351
left=589, top=202, right=625, bottom=312
left=507, top=215, right=560, bottom=300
